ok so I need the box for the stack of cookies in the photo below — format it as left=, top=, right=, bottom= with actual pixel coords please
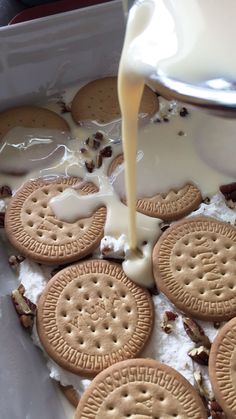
left=2, top=77, right=236, bottom=418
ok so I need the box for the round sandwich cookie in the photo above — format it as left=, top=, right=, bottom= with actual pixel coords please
left=71, top=76, right=159, bottom=124
left=59, top=384, right=79, bottom=407
left=75, top=358, right=208, bottom=419
left=5, top=177, right=106, bottom=265
left=153, top=216, right=236, bottom=322
left=0, top=105, right=70, bottom=142
left=37, top=259, right=154, bottom=376
left=108, top=154, right=202, bottom=221
left=209, top=317, right=236, bottom=418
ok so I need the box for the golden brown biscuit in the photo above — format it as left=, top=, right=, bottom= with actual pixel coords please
left=71, top=76, right=159, bottom=124
left=0, top=105, right=70, bottom=142
left=209, top=317, right=236, bottom=418
left=37, top=259, right=154, bottom=375
left=75, top=358, right=208, bottom=418
left=153, top=216, right=236, bottom=321
left=108, top=154, right=202, bottom=221
left=5, top=177, right=106, bottom=264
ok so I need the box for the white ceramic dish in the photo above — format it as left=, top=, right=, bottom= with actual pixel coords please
left=0, top=2, right=124, bottom=418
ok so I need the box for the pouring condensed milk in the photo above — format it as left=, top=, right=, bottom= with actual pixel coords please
left=50, top=0, right=236, bottom=288
left=121, top=0, right=236, bottom=115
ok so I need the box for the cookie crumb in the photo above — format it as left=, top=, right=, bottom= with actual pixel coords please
left=0, top=185, right=12, bottom=198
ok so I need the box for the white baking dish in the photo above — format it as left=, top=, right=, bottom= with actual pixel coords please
left=0, top=2, right=124, bottom=418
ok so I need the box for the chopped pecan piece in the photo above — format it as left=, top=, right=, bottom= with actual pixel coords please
left=220, top=182, right=236, bottom=202
left=209, top=400, right=226, bottom=419
left=80, top=147, right=89, bottom=155
left=93, top=139, right=101, bottom=150
left=0, top=212, right=5, bottom=228
left=85, top=159, right=95, bottom=173
left=179, top=107, right=189, bottom=117
left=226, top=199, right=236, bottom=209
left=95, top=152, right=103, bottom=169
left=188, top=346, right=209, bottom=365
left=203, top=196, right=210, bottom=205
left=8, top=255, right=25, bottom=270
left=193, top=370, right=212, bottom=400
left=159, top=221, right=170, bottom=232
left=101, top=244, right=114, bottom=256
left=85, top=136, right=100, bottom=150
left=11, top=285, right=36, bottom=332
left=85, top=136, right=93, bottom=148
left=100, top=145, right=112, bottom=158
left=165, top=311, right=178, bottom=321
left=20, top=314, right=34, bottom=330
left=12, top=287, right=36, bottom=316
left=161, top=323, right=173, bottom=334
left=94, top=131, right=105, bottom=141
left=183, top=317, right=211, bottom=348
left=161, top=310, right=178, bottom=334
left=0, top=185, right=12, bottom=198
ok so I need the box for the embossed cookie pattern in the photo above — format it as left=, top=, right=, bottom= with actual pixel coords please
left=5, top=177, right=106, bottom=264
left=75, top=359, right=207, bottom=418
left=209, top=317, right=236, bottom=417
left=153, top=216, right=236, bottom=321
left=37, top=260, right=154, bottom=375
left=0, top=105, right=70, bottom=142
left=108, top=154, right=202, bottom=221
left=71, top=77, right=159, bottom=124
